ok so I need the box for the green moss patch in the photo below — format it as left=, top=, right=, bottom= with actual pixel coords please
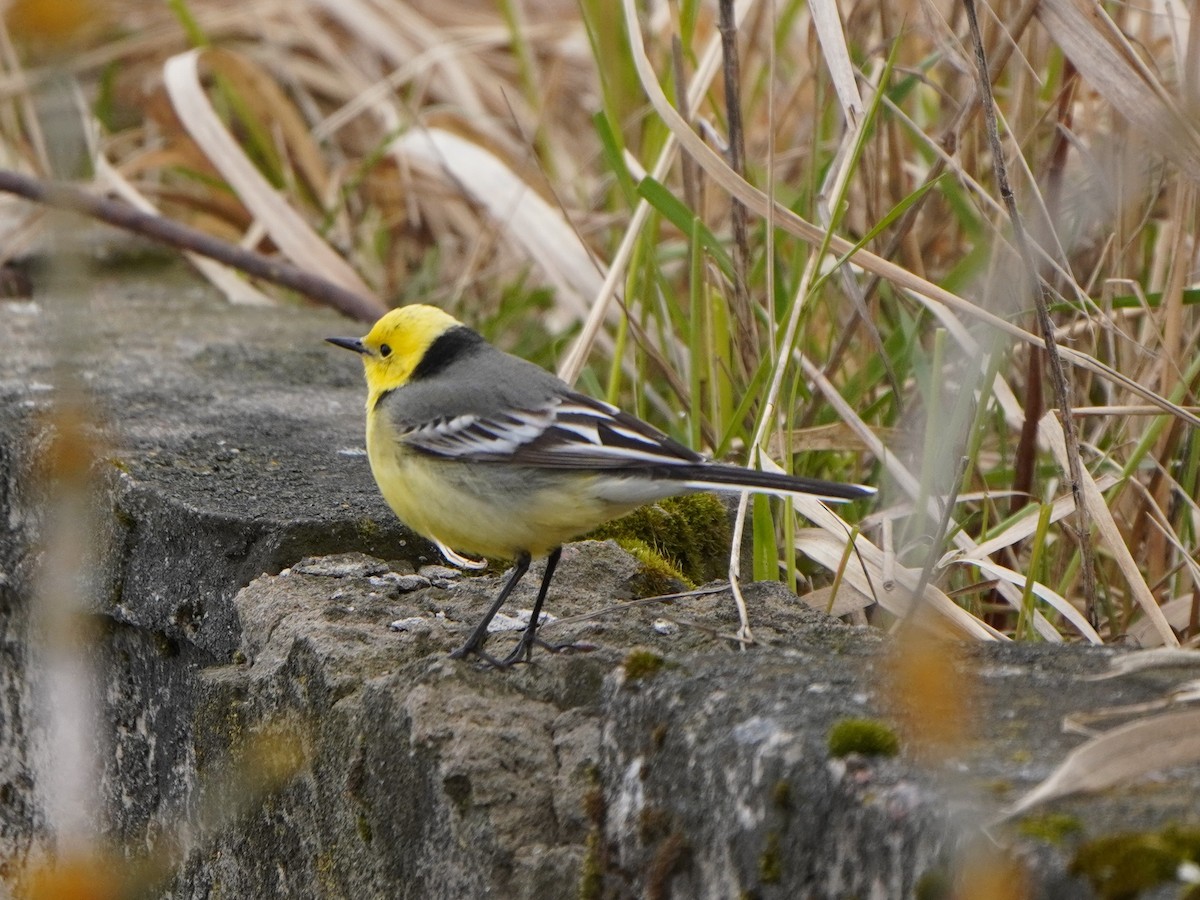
left=623, top=649, right=666, bottom=681
left=1071, top=826, right=1200, bottom=899
left=827, top=718, right=900, bottom=758
left=589, top=494, right=731, bottom=585
left=758, top=831, right=783, bottom=884
left=1017, top=812, right=1083, bottom=845
left=620, top=538, right=692, bottom=595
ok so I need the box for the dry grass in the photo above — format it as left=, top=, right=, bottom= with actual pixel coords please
left=2, top=0, right=1199, bottom=648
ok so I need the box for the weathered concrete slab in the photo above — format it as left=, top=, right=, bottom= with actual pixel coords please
left=1, top=258, right=430, bottom=659
left=2, top=254, right=1198, bottom=898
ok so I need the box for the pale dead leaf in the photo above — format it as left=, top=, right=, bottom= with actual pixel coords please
left=1037, top=0, right=1200, bottom=184
left=965, top=474, right=1120, bottom=560
left=1040, top=412, right=1178, bottom=646
left=1084, top=647, right=1200, bottom=681
left=1127, top=597, right=1200, bottom=648
left=794, top=526, right=999, bottom=640
left=162, top=49, right=376, bottom=301
left=953, top=557, right=1098, bottom=643
left=392, top=128, right=601, bottom=328
left=1005, top=708, right=1200, bottom=817
left=807, top=0, right=864, bottom=124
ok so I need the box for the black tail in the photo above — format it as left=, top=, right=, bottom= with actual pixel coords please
left=663, top=462, right=874, bottom=502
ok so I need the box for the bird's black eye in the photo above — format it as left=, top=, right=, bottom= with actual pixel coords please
left=379, top=343, right=392, bottom=358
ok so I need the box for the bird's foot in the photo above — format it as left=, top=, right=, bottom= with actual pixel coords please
left=499, top=635, right=536, bottom=668
left=448, top=632, right=534, bottom=669
left=447, top=638, right=482, bottom=661
left=498, top=635, right=596, bottom=666
left=450, top=629, right=595, bottom=669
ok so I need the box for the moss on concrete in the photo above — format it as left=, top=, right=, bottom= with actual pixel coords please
left=1071, top=825, right=1200, bottom=899
left=588, top=494, right=731, bottom=585
left=827, top=718, right=900, bottom=758
left=623, top=649, right=666, bottom=682
left=758, top=830, right=783, bottom=884
left=1017, top=812, right=1083, bottom=845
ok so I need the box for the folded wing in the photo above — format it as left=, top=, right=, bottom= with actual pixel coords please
left=397, top=391, right=706, bottom=470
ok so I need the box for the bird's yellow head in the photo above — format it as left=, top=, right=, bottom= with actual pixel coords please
left=327, top=304, right=462, bottom=402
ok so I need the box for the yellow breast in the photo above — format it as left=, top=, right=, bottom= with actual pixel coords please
left=365, top=413, right=643, bottom=559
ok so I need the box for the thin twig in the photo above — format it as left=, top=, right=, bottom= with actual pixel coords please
left=717, top=0, right=755, bottom=374
left=1012, top=59, right=1077, bottom=515
left=0, top=169, right=387, bottom=323
left=961, top=0, right=1099, bottom=624
left=539, top=583, right=732, bottom=629
left=1011, top=346, right=1043, bottom=515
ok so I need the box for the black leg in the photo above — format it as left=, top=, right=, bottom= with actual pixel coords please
left=500, top=546, right=562, bottom=667
left=449, top=551, right=531, bottom=660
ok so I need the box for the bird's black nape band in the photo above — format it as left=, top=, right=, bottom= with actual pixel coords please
left=409, top=326, right=486, bottom=381
left=371, top=387, right=395, bottom=413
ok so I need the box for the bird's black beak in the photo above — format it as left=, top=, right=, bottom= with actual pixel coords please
left=326, top=336, right=367, bottom=354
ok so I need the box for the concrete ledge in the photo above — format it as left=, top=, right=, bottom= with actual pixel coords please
left=2, top=259, right=1197, bottom=898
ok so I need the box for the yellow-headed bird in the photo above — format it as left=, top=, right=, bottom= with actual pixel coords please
left=329, top=305, right=872, bottom=665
